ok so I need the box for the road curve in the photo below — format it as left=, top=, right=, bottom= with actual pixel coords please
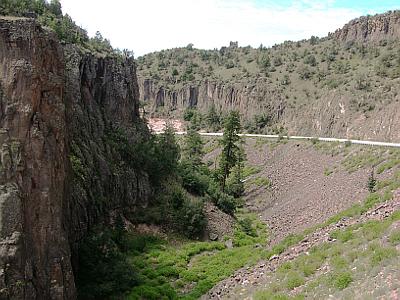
left=170, top=132, right=400, bottom=148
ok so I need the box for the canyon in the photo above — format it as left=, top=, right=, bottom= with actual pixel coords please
left=1, top=7, right=400, bottom=300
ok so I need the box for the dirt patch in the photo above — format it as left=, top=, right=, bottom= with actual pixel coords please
left=148, top=118, right=184, bottom=133
left=243, top=139, right=380, bottom=244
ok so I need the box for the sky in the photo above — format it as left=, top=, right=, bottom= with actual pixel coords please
left=60, top=0, right=399, bottom=57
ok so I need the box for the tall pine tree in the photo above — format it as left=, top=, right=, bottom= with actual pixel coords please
left=219, top=111, right=242, bottom=192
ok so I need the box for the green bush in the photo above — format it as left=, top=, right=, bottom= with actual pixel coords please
left=330, top=228, right=354, bottom=243
left=389, top=230, right=400, bottom=245
left=206, top=181, right=237, bottom=215
left=178, top=161, right=210, bottom=195
left=333, top=272, right=352, bottom=290
left=216, top=192, right=237, bottom=215
left=174, top=198, right=206, bottom=239
left=76, top=228, right=137, bottom=299
left=239, top=217, right=257, bottom=237
left=364, top=193, right=380, bottom=210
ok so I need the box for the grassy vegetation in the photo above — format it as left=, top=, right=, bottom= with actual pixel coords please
left=253, top=210, right=400, bottom=299
left=242, top=165, right=262, bottom=178
left=311, top=140, right=349, bottom=157
left=124, top=209, right=319, bottom=299
left=251, top=177, right=272, bottom=188
left=127, top=212, right=270, bottom=299
left=250, top=155, right=399, bottom=298
left=389, top=230, right=400, bottom=245
left=339, top=147, right=400, bottom=174
left=203, top=138, right=220, bottom=154
left=323, top=167, right=333, bottom=176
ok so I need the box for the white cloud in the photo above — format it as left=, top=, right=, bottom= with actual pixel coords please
left=60, top=0, right=362, bottom=56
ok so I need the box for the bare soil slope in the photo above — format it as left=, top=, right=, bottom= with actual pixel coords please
left=244, top=139, right=370, bottom=244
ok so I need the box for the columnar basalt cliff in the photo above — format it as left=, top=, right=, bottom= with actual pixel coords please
left=0, top=17, right=150, bottom=299
left=139, top=77, right=286, bottom=119
left=333, top=10, right=400, bottom=42
left=138, top=10, right=400, bottom=141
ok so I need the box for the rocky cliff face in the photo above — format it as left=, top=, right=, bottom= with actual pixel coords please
left=0, top=17, right=149, bottom=299
left=64, top=44, right=151, bottom=258
left=0, top=17, right=74, bottom=299
left=138, top=77, right=400, bottom=141
left=139, top=77, right=285, bottom=120
left=333, top=10, right=400, bottom=42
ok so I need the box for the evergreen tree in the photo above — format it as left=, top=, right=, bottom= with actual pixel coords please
left=153, top=122, right=180, bottom=180
left=225, top=144, right=245, bottom=198
left=206, top=104, right=221, bottom=131
left=219, top=110, right=242, bottom=192
left=367, top=169, right=376, bottom=192
left=182, top=127, right=204, bottom=167
left=48, top=0, right=62, bottom=16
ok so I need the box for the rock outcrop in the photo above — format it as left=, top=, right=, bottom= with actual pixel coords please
left=333, top=10, right=400, bottom=42
left=0, top=17, right=150, bottom=299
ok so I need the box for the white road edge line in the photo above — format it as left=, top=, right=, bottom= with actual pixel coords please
left=163, top=132, right=400, bottom=148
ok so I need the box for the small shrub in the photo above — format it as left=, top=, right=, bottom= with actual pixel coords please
left=310, top=137, right=319, bottom=145
left=330, top=256, right=348, bottom=270
left=286, top=272, right=305, bottom=290
left=239, top=217, right=257, bottom=237
left=174, top=198, right=206, bottom=238
left=217, top=193, right=237, bottom=215
left=364, top=193, right=380, bottom=210
left=330, top=229, right=354, bottom=243
left=367, top=169, right=377, bottom=192
left=389, top=230, right=400, bottom=245
left=369, top=243, right=398, bottom=265
left=242, top=165, right=262, bottom=178
left=333, top=272, right=352, bottom=290
left=253, top=177, right=272, bottom=188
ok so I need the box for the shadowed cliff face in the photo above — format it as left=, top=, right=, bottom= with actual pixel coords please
left=0, top=18, right=150, bottom=299
left=64, top=45, right=151, bottom=259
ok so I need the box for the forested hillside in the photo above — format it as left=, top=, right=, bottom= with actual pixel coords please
left=138, top=11, right=400, bottom=141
